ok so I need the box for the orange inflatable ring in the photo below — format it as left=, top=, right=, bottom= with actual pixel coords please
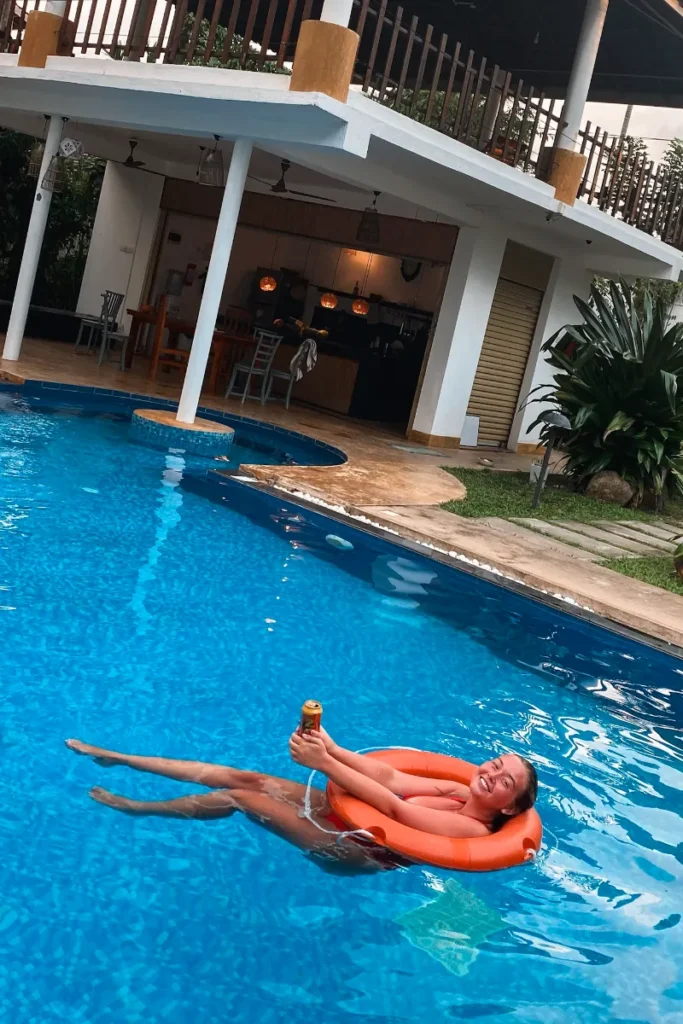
left=326, top=749, right=542, bottom=871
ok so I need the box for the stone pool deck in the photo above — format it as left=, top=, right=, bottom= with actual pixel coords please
left=2, top=337, right=682, bottom=652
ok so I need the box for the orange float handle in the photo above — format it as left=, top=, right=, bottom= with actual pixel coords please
left=326, top=749, right=542, bottom=872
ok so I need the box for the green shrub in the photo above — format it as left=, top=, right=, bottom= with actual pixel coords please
left=527, top=279, right=683, bottom=506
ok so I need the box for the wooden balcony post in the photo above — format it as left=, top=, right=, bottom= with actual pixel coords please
left=289, top=2, right=359, bottom=103
left=18, top=0, right=72, bottom=66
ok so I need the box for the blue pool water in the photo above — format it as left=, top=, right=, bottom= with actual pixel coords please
left=1, top=395, right=682, bottom=1024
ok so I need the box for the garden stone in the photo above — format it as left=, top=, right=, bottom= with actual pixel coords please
left=585, top=471, right=635, bottom=506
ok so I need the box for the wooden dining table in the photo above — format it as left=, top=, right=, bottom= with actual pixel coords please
left=125, top=307, right=255, bottom=394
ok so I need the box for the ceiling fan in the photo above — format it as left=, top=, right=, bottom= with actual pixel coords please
left=123, top=139, right=146, bottom=169
left=248, top=160, right=337, bottom=203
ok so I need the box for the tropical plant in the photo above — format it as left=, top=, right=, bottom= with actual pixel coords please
left=593, top=275, right=683, bottom=322
left=527, top=279, right=683, bottom=508
left=0, top=129, right=104, bottom=310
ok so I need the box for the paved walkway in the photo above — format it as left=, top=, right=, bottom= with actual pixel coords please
left=2, top=337, right=682, bottom=650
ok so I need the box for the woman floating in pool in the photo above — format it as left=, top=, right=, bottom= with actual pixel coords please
left=66, top=731, right=537, bottom=873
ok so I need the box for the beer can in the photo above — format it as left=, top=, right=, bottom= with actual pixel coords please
left=299, top=700, right=323, bottom=734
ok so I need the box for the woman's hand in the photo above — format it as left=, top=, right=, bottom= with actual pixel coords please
left=289, top=731, right=332, bottom=772
left=318, top=726, right=337, bottom=754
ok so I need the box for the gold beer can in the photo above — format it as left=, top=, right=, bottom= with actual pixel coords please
left=299, top=700, right=323, bottom=734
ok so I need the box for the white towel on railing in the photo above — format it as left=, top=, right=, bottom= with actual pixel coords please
left=289, top=339, right=318, bottom=382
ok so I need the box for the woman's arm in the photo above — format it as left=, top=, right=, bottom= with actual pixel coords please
left=290, top=733, right=488, bottom=839
left=320, top=728, right=470, bottom=800
left=291, top=732, right=400, bottom=817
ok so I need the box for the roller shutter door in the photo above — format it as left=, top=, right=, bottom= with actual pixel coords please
left=467, top=278, right=543, bottom=447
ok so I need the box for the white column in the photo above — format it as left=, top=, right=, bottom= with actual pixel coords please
left=45, top=0, right=66, bottom=12
left=176, top=139, right=252, bottom=425
left=320, top=0, right=354, bottom=26
left=3, top=116, right=63, bottom=361
left=410, top=223, right=507, bottom=445
left=509, top=258, right=592, bottom=449
left=558, top=0, right=609, bottom=151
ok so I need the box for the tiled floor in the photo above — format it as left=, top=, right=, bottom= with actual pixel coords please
left=2, top=336, right=682, bottom=649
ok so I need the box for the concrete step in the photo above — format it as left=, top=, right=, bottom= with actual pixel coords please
left=480, top=517, right=602, bottom=561
left=597, top=521, right=676, bottom=553
left=510, top=519, right=636, bottom=558
left=616, top=520, right=680, bottom=543
left=555, top=521, right=657, bottom=555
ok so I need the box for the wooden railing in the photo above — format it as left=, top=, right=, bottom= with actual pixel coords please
left=2, top=0, right=682, bottom=249
left=349, top=0, right=683, bottom=249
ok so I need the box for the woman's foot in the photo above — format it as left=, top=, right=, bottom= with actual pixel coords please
left=89, top=786, right=141, bottom=814
left=65, top=739, right=120, bottom=767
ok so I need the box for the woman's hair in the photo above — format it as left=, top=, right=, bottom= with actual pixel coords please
left=515, top=756, right=538, bottom=814
left=490, top=755, right=538, bottom=833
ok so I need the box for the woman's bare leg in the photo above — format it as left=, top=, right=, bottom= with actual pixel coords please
left=66, top=739, right=297, bottom=796
left=88, top=785, right=385, bottom=871
left=89, top=786, right=238, bottom=819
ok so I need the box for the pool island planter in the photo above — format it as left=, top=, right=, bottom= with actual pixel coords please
left=130, top=408, right=235, bottom=457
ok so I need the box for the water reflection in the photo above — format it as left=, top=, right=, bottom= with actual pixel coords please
left=130, top=454, right=185, bottom=635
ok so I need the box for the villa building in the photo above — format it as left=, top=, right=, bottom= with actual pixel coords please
left=1, top=0, right=682, bottom=451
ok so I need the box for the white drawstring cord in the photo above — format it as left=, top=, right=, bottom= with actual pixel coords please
left=301, top=745, right=420, bottom=846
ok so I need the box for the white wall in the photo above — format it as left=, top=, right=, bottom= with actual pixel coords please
left=508, top=258, right=592, bottom=449
left=77, top=162, right=164, bottom=330
left=151, top=213, right=447, bottom=321
left=410, top=222, right=508, bottom=444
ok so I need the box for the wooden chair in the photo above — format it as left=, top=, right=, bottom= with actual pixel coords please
left=207, top=307, right=254, bottom=393
left=148, top=296, right=186, bottom=381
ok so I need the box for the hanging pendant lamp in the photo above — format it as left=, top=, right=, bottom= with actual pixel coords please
left=356, top=191, right=381, bottom=246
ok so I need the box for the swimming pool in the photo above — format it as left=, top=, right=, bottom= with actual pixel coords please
left=1, top=392, right=681, bottom=1024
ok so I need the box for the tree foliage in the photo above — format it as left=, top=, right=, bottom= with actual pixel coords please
left=661, top=137, right=683, bottom=179
left=528, top=279, right=683, bottom=507
left=593, top=275, right=683, bottom=322
left=178, top=16, right=290, bottom=74
left=0, top=130, right=104, bottom=311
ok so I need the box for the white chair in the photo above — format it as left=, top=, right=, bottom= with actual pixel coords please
left=225, top=329, right=283, bottom=405
left=75, top=291, right=124, bottom=354
left=266, top=338, right=318, bottom=409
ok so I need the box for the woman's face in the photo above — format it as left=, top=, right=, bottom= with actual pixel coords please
left=471, top=754, right=528, bottom=815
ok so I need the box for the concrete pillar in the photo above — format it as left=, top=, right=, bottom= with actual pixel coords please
left=558, top=0, right=610, bottom=151
left=548, top=0, right=609, bottom=205
left=176, top=139, right=253, bottom=425
left=77, top=162, right=164, bottom=332
left=509, top=258, right=592, bottom=452
left=3, top=116, right=63, bottom=361
left=408, top=223, right=508, bottom=448
left=320, top=0, right=354, bottom=25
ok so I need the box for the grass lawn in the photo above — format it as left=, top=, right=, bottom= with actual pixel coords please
left=602, top=555, right=683, bottom=596
left=442, top=468, right=683, bottom=525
